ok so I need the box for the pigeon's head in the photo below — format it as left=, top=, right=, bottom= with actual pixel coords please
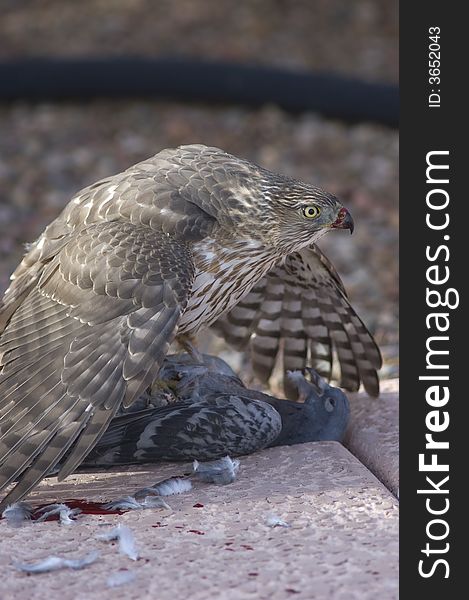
left=285, top=369, right=350, bottom=441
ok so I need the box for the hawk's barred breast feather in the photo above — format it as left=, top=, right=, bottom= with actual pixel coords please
left=0, top=143, right=380, bottom=507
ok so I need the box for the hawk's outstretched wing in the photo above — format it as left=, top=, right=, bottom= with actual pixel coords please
left=0, top=221, right=195, bottom=507
left=213, top=245, right=382, bottom=398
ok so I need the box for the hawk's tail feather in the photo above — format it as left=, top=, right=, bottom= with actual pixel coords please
left=213, top=245, right=382, bottom=397
left=250, top=276, right=284, bottom=384
left=301, top=289, right=333, bottom=384
left=212, top=279, right=267, bottom=350
left=315, top=288, right=361, bottom=393
left=329, top=289, right=381, bottom=396
left=308, top=336, right=333, bottom=382
left=280, top=290, right=308, bottom=399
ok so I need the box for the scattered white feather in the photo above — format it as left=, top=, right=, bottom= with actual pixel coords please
left=34, top=503, right=70, bottom=523
left=2, top=502, right=33, bottom=527
left=107, top=570, right=137, bottom=588
left=104, top=497, right=142, bottom=511
left=59, top=506, right=81, bottom=525
left=139, top=496, right=171, bottom=509
left=193, top=456, right=240, bottom=485
left=265, top=514, right=291, bottom=528
left=13, top=550, right=100, bottom=573
left=104, top=494, right=171, bottom=511
left=98, top=524, right=139, bottom=561
left=146, top=477, right=192, bottom=497
left=116, top=526, right=139, bottom=561
left=97, top=526, right=122, bottom=542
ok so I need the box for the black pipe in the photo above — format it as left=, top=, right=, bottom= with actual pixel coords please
left=0, top=57, right=398, bottom=127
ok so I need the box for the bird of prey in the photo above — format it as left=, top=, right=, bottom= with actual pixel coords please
left=83, top=353, right=351, bottom=468
left=0, top=144, right=381, bottom=507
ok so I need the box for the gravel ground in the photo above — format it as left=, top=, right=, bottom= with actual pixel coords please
left=0, top=0, right=398, bottom=82
left=0, top=1, right=398, bottom=383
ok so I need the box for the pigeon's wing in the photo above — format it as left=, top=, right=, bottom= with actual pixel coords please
left=213, top=245, right=382, bottom=398
left=84, top=394, right=282, bottom=465
left=0, top=220, right=195, bottom=507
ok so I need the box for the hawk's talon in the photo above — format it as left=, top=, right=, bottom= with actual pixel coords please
left=176, top=335, right=204, bottom=364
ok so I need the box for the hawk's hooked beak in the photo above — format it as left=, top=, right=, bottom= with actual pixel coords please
left=331, top=208, right=354, bottom=234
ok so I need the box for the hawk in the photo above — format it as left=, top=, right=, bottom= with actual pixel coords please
left=0, top=144, right=381, bottom=507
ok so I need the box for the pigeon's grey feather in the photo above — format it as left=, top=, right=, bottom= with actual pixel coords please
left=84, top=354, right=350, bottom=467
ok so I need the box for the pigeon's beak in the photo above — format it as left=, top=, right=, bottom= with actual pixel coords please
left=331, top=208, right=354, bottom=234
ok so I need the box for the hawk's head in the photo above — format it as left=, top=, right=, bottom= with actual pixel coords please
left=210, top=151, right=354, bottom=255
left=250, top=174, right=354, bottom=253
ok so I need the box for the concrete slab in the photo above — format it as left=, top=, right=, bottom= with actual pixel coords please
left=1, top=442, right=398, bottom=600
left=344, top=379, right=399, bottom=496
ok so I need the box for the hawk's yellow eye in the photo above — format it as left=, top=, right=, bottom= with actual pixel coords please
left=302, top=205, right=321, bottom=219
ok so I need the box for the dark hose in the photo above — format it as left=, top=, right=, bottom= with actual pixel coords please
left=0, top=57, right=398, bottom=127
